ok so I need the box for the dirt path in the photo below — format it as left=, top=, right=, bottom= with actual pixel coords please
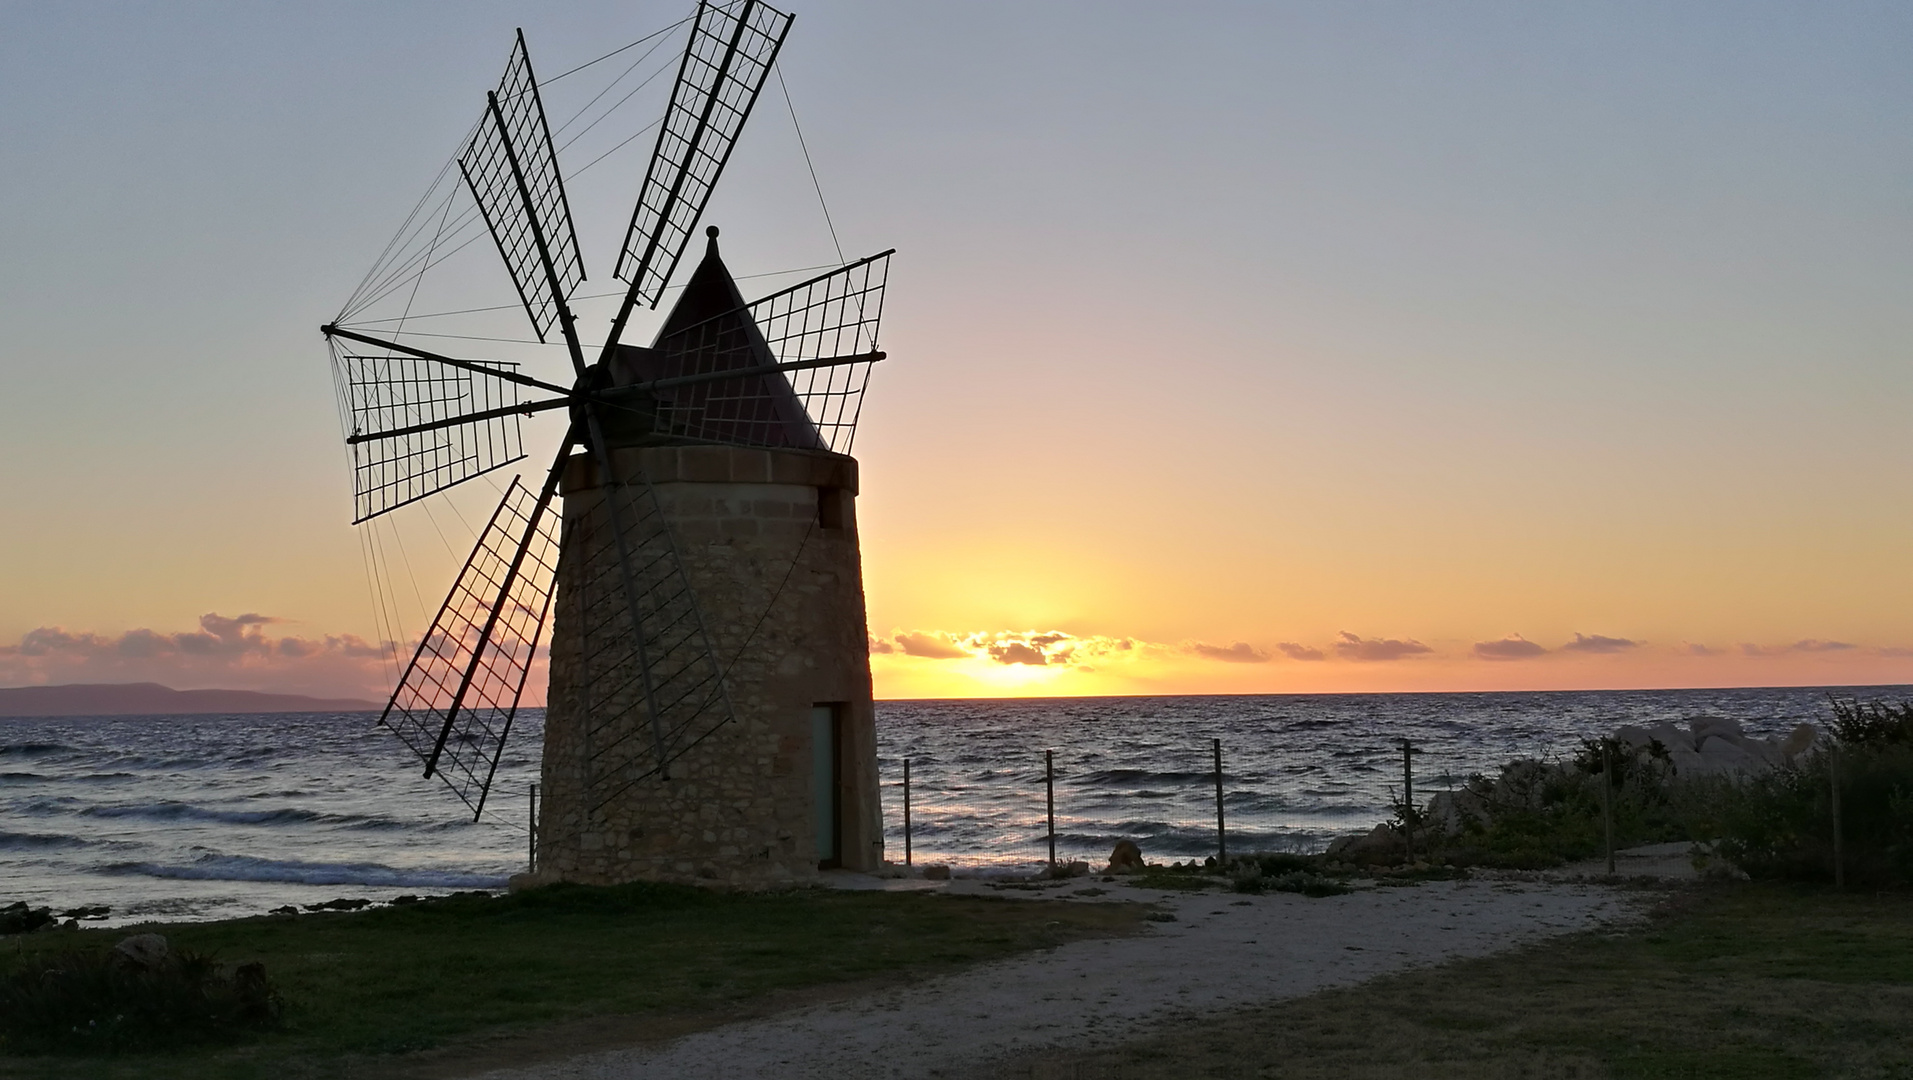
left=469, top=875, right=1647, bottom=1080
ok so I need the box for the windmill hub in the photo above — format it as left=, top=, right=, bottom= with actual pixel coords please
left=322, top=2, right=895, bottom=889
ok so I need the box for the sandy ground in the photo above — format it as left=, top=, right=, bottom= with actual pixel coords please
left=470, top=872, right=1654, bottom=1080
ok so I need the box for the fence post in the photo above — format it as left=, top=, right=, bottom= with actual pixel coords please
left=1400, top=739, right=1415, bottom=864
left=1213, top=738, right=1227, bottom=866
left=1601, top=742, right=1615, bottom=875
left=1045, top=749, right=1057, bottom=874
left=1831, top=741, right=1845, bottom=890
left=528, top=782, right=539, bottom=873
left=903, top=758, right=913, bottom=868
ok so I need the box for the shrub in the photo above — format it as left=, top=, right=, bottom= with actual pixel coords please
left=0, top=947, right=282, bottom=1054
left=1712, top=735, right=1913, bottom=887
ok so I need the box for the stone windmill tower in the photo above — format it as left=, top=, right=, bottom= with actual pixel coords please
left=320, top=1, right=892, bottom=885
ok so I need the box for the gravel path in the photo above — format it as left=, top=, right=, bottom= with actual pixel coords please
left=471, top=875, right=1646, bottom=1080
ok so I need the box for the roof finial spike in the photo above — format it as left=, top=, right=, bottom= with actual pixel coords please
left=705, top=225, right=720, bottom=258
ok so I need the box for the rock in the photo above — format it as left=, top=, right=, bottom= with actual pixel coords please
left=1698, top=736, right=1761, bottom=774
left=268, top=905, right=299, bottom=916
left=0, top=901, right=54, bottom=936
left=922, top=864, right=951, bottom=881
left=1647, top=722, right=1691, bottom=753
left=1614, top=724, right=1656, bottom=750
left=1690, top=716, right=1746, bottom=746
left=58, top=905, right=110, bottom=921
left=303, top=898, right=371, bottom=912
left=113, top=933, right=172, bottom=970
left=1779, top=723, right=1819, bottom=760
left=1424, top=789, right=1491, bottom=836
left=1339, top=823, right=1405, bottom=865
left=1107, top=839, right=1145, bottom=873
left=1042, top=860, right=1091, bottom=880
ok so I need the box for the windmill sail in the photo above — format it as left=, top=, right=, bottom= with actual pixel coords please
left=460, top=29, right=586, bottom=348
left=615, top=0, right=793, bottom=307
left=637, top=247, right=891, bottom=454
left=330, top=344, right=530, bottom=523
left=381, top=474, right=563, bottom=817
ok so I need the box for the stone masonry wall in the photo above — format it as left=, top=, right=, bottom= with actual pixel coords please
left=533, top=444, right=880, bottom=888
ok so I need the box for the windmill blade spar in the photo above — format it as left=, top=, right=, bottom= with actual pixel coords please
left=614, top=0, right=793, bottom=308
left=461, top=30, right=586, bottom=354
left=329, top=339, right=538, bottom=524
left=380, top=469, right=565, bottom=819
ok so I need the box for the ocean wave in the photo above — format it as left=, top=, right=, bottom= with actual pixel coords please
left=1075, top=768, right=1219, bottom=785
left=78, top=802, right=407, bottom=829
left=102, top=854, right=507, bottom=889
left=0, top=743, right=71, bottom=757
left=0, top=829, right=91, bottom=850
left=0, top=771, right=135, bottom=783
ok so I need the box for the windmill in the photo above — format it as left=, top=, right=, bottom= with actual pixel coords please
left=323, top=1, right=892, bottom=883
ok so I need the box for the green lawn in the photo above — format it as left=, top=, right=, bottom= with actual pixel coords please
left=998, top=882, right=1913, bottom=1079
left=0, top=882, right=1143, bottom=1080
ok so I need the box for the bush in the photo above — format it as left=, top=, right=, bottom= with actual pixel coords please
left=1711, top=721, right=1913, bottom=887
left=1417, top=742, right=1689, bottom=869
left=0, top=947, right=282, bottom=1054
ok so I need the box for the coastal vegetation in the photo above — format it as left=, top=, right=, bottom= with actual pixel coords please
left=0, top=882, right=1143, bottom=1078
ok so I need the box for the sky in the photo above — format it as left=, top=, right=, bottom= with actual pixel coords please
left=1, top=1, right=1909, bottom=700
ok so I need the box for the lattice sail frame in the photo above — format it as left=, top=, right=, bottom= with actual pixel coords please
left=562, top=475, right=732, bottom=813
left=460, top=29, right=585, bottom=343
left=331, top=345, right=527, bottom=523
left=616, top=0, right=793, bottom=305
left=381, top=478, right=561, bottom=817
left=649, top=251, right=891, bottom=453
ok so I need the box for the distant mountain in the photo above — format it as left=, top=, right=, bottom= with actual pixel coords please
left=0, top=682, right=379, bottom=717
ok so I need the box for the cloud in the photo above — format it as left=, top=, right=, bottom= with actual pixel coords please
left=892, top=631, right=970, bottom=660
left=867, top=636, right=895, bottom=654
left=1879, top=647, right=1913, bottom=658
left=1188, top=641, right=1270, bottom=664
left=1740, top=639, right=1858, bottom=657
left=1334, top=632, right=1433, bottom=662
left=1560, top=633, right=1638, bottom=654
left=876, top=629, right=1158, bottom=672
left=1277, top=642, right=1326, bottom=662
left=1684, top=643, right=1719, bottom=656
left=988, top=641, right=1049, bottom=666
left=1472, top=635, right=1547, bottom=661
left=0, top=613, right=402, bottom=700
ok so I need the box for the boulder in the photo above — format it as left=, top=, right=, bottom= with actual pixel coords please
left=0, top=902, right=54, bottom=936
left=1614, top=725, right=1656, bottom=751
left=112, top=933, right=172, bottom=970
left=921, top=864, right=951, bottom=881
left=1647, top=722, right=1691, bottom=753
left=1107, top=839, right=1146, bottom=873
left=1423, top=789, right=1490, bottom=836
left=1690, top=716, right=1746, bottom=746
left=1335, top=823, right=1405, bottom=865
left=1779, top=723, right=1819, bottom=761
left=1691, top=736, right=1762, bottom=777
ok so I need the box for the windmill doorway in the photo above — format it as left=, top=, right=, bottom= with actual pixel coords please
left=810, top=704, right=843, bottom=868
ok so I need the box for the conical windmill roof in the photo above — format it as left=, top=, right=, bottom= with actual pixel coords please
left=609, top=228, right=827, bottom=452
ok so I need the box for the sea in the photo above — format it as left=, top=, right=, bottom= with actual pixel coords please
left=1, top=686, right=1897, bottom=925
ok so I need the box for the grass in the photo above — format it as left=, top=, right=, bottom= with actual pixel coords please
left=995, top=882, right=1913, bottom=1079
left=0, top=882, right=1143, bottom=1079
